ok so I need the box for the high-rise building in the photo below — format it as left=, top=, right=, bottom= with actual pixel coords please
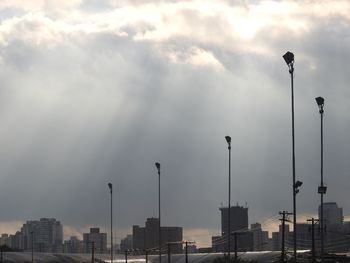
left=120, top=235, right=133, bottom=252
left=64, top=236, right=83, bottom=253
left=220, top=205, right=248, bottom=236
left=20, top=218, right=63, bottom=252
left=250, top=223, right=269, bottom=251
left=132, top=218, right=183, bottom=254
left=212, top=205, right=253, bottom=252
left=83, top=228, right=107, bottom=254
left=319, top=202, right=343, bottom=229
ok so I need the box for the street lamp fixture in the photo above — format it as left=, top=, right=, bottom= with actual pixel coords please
left=155, top=162, right=160, bottom=172
left=315, top=97, right=324, bottom=113
left=283, top=51, right=294, bottom=66
left=294, top=180, right=303, bottom=194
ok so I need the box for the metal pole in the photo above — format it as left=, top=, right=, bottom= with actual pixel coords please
left=234, top=233, right=237, bottom=263
left=155, top=163, right=161, bottom=263
left=185, top=241, right=188, bottom=263
left=311, top=219, right=316, bottom=263
left=320, top=107, right=324, bottom=263
left=125, top=250, right=128, bottom=263
left=225, top=136, right=232, bottom=263
left=159, top=169, right=161, bottom=263
left=108, top=183, right=114, bottom=263
left=228, top=144, right=231, bottom=263
left=281, top=213, right=286, bottom=263
left=31, top=231, right=34, bottom=263
left=290, top=62, right=297, bottom=263
left=167, top=243, right=171, bottom=263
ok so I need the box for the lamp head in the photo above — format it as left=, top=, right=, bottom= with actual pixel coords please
left=108, top=183, right=112, bottom=190
left=295, top=180, right=303, bottom=188
left=283, top=51, right=294, bottom=66
left=225, top=136, right=231, bottom=144
left=155, top=162, right=160, bottom=171
left=315, top=96, right=324, bottom=108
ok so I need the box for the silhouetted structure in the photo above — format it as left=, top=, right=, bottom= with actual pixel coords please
left=220, top=205, right=248, bottom=235
left=132, top=218, right=183, bottom=253
left=212, top=205, right=253, bottom=252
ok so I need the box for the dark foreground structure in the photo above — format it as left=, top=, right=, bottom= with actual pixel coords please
left=0, top=251, right=349, bottom=263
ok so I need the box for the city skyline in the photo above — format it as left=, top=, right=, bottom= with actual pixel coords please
left=1, top=202, right=350, bottom=248
left=0, top=0, right=349, bottom=250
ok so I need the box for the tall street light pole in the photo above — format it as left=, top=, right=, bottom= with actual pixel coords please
left=108, top=183, right=113, bottom=263
left=283, top=51, right=298, bottom=262
left=155, top=162, right=161, bottom=263
left=315, top=96, right=326, bottom=263
left=225, top=136, right=231, bottom=263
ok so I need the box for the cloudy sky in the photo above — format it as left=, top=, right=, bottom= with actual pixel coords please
left=0, top=0, right=349, bottom=247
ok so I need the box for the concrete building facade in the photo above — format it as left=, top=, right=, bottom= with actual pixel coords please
left=83, top=228, right=107, bottom=254
left=132, top=218, right=183, bottom=254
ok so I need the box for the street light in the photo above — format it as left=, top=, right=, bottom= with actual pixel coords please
left=225, top=136, right=231, bottom=263
left=315, top=96, right=326, bottom=263
left=283, top=51, right=298, bottom=262
left=155, top=162, right=161, bottom=263
left=108, top=183, right=113, bottom=263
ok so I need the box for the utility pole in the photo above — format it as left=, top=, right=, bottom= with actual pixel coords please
left=145, top=249, right=148, bottom=263
left=167, top=243, right=171, bottom=263
left=184, top=240, right=195, bottom=263
left=231, top=232, right=244, bottom=263
left=279, top=211, right=292, bottom=263
left=307, top=218, right=319, bottom=263
left=234, top=233, right=238, bottom=263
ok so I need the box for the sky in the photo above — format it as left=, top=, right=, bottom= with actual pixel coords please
left=0, top=0, right=349, bottom=248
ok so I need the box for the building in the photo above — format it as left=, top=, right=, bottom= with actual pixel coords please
left=212, top=205, right=254, bottom=252
left=0, top=234, right=11, bottom=247
left=271, top=224, right=290, bottom=251
left=132, top=218, right=183, bottom=254
left=250, top=223, right=269, bottom=251
left=220, top=205, right=248, bottom=236
left=120, top=235, right=133, bottom=252
left=83, top=228, right=107, bottom=254
left=64, top=236, right=83, bottom=253
left=320, top=202, right=343, bottom=230
left=18, top=218, right=63, bottom=252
